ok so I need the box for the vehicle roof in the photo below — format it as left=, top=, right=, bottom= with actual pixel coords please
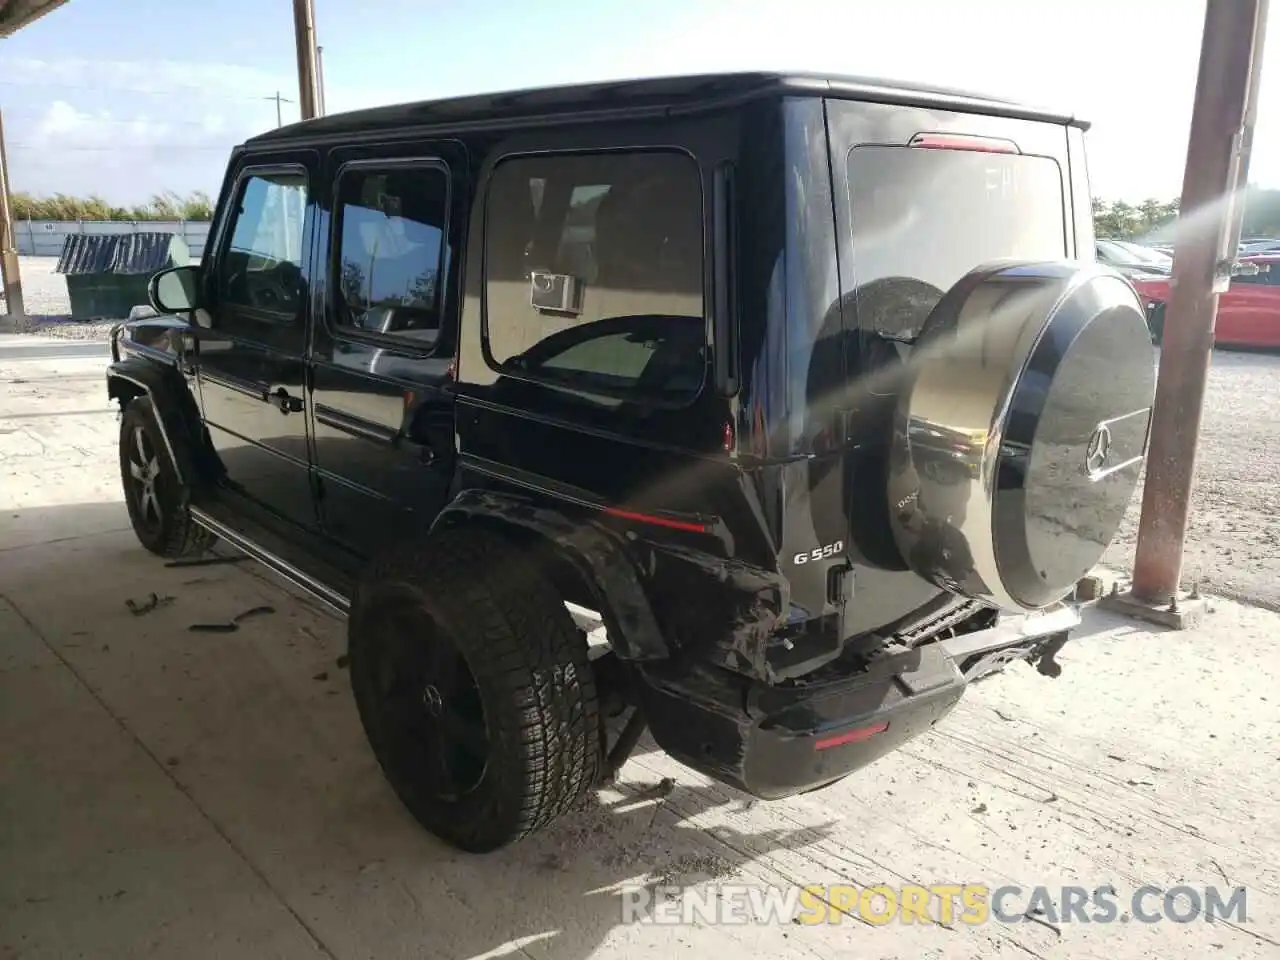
left=246, top=70, right=1087, bottom=147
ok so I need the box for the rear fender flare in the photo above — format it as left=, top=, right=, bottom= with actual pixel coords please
left=106, top=358, right=208, bottom=488
left=430, top=488, right=671, bottom=662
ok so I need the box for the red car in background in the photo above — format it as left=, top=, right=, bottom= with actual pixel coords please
left=1132, top=255, right=1280, bottom=348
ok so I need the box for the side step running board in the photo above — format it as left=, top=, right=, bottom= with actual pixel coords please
left=189, top=506, right=350, bottom=616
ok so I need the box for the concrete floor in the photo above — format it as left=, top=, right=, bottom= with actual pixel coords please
left=1, top=338, right=1278, bottom=959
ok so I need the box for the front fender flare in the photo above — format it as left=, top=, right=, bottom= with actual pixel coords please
left=106, top=357, right=207, bottom=487
left=431, top=488, right=671, bottom=662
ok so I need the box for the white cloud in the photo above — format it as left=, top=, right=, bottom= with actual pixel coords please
left=0, top=57, right=290, bottom=202
left=6, top=98, right=264, bottom=203
left=0, top=55, right=291, bottom=99
left=4, top=4, right=1278, bottom=205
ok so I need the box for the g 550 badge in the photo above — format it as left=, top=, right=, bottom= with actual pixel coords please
left=793, top=541, right=845, bottom=564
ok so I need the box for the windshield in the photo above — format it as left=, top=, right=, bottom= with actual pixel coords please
left=1115, top=240, right=1172, bottom=266
left=1096, top=240, right=1136, bottom=262
left=845, top=145, right=1067, bottom=340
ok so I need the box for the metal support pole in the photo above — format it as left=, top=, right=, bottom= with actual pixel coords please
left=292, top=0, right=320, bottom=121
left=316, top=45, right=327, bottom=117
left=1131, top=0, right=1270, bottom=603
left=0, top=106, right=25, bottom=322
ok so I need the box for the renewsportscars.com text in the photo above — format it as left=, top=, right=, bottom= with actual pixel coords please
left=620, top=883, right=1249, bottom=926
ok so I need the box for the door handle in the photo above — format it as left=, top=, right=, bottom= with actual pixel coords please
left=270, top=388, right=304, bottom=414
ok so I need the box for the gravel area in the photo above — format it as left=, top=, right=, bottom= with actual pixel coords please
left=1, top=256, right=121, bottom=340
left=5, top=257, right=1279, bottom=606
left=1104, top=347, right=1280, bottom=609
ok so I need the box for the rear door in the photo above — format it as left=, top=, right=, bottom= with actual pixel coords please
left=825, top=99, right=1079, bottom=636
left=308, top=141, right=466, bottom=558
left=196, top=152, right=319, bottom=530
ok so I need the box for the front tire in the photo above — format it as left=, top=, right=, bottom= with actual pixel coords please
left=348, top=528, right=601, bottom=853
left=118, top=396, right=216, bottom=559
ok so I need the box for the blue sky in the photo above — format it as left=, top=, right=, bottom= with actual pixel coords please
left=1, top=0, right=1275, bottom=204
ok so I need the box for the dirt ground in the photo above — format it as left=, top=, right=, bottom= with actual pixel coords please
left=1103, top=348, right=1280, bottom=610
left=2, top=339, right=1278, bottom=959
left=1, top=256, right=120, bottom=340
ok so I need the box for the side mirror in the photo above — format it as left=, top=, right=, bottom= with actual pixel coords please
left=148, top=265, right=202, bottom=315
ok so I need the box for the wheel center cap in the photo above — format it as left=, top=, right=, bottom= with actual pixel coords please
left=422, top=684, right=443, bottom=717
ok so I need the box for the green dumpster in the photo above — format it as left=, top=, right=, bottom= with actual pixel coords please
left=55, top=232, right=191, bottom=320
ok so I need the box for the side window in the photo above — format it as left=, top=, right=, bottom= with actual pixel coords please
left=483, top=151, right=705, bottom=404
left=218, top=170, right=308, bottom=320
left=333, top=163, right=449, bottom=349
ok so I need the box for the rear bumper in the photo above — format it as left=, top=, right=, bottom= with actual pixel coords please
left=638, top=604, right=1080, bottom=800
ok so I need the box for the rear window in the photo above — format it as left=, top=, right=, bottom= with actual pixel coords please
left=483, top=151, right=705, bottom=405
left=846, top=145, right=1067, bottom=340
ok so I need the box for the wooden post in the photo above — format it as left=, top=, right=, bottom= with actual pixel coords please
left=0, top=106, right=25, bottom=322
left=1131, top=0, right=1270, bottom=603
left=292, top=0, right=320, bottom=121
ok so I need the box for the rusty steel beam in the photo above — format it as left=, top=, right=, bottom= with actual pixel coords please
left=1131, top=0, right=1270, bottom=603
left=0, top=0, right=69, bottom=38
left=292, top=0, right=320, bottom=121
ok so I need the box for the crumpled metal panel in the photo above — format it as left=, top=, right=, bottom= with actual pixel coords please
left=55, top=232, right=189, bottom=276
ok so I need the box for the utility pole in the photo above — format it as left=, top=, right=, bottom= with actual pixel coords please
left=1129, top=0, right=1270, bottom=606
left=316, top=45, right=327, bottom=117
left=265, top=91, right=296, bottom=128
left=0, top=106, right=25, bottom=324
left=292, top=0, right=320, bottom=120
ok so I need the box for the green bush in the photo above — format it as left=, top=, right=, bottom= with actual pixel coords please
left=9, top=190, right=214, bottom=222
left=1093, top=187, right=1280, bottom=242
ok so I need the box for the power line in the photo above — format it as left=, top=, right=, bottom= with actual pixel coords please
left=0, top=110, right=267, bottom=129
left=7, top=143, right=237, bottom=153
left=0, top=78, right=284, bottom=103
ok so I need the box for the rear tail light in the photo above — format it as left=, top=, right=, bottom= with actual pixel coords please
left=814, top=721, right=889, bottom=751
left=602, top=506, right=711, bottom=535
left=910, top=132, right=1020, bottom=154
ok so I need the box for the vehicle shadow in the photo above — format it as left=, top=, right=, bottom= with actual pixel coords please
left=0, top=501, right=842, bottom=960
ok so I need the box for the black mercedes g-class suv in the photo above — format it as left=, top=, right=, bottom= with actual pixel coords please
left=107, top=72, right=1155, bottom=853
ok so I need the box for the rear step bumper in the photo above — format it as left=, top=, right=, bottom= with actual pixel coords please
left=637, top=604, right=1080, bottom=800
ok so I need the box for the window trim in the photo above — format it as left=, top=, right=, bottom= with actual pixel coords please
left=212, top=162, right=312, bottom=328
left=478, top=146, right=709, bottom=409
left=325, top=155, right=453, bottom=357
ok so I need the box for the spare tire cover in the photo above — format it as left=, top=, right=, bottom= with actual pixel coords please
left=887, top=261, right=1155, bottom=612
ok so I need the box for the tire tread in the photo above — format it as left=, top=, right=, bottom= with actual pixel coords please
left=349, top=527, right=600, bottom=851
left=120, top=396, right=216, bottom=559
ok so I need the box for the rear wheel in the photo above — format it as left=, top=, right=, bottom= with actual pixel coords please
left=118, top=396, right=215, bottom=559
left=348, top=528, right=601, bottom=852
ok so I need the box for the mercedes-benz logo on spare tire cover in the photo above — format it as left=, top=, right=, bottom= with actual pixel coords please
left=1085, top=422, right=1112, bottom=474
left=886, top=261, right=1156, bottom=613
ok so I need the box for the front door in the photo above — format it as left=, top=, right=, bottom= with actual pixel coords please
left=195, top=154, right=319, bottom=529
